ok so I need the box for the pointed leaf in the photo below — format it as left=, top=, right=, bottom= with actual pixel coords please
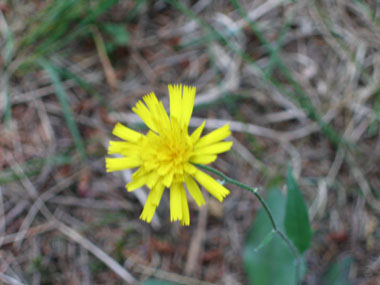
left=243, top=189, right=300, bottom=285
left=284, top=168, right=312, bottom=254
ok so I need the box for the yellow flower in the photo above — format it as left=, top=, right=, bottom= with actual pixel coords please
left=105, top=84, right=232, bottom=225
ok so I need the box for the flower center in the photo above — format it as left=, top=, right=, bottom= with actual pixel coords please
left=164, top=135, right=192, bottom=166
left=141, top=123, right=194, bottom=184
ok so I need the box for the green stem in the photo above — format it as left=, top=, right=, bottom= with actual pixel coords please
left=195, top=164, right=302, bottom=281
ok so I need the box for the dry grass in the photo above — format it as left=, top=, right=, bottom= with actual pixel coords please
left=1, top=0, right=380, bottom=284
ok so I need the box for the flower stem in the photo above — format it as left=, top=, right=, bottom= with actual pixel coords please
left=196, top=164, right=301, bottom=281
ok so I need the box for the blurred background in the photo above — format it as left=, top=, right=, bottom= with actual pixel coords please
left=1, top=0, right=380, bottom=284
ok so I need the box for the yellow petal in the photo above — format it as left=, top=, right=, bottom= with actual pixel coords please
left=143, top=92, right=171, bottom=132
left=108, top=141, right=140, bottom=156
left=170, top=183, right=183, bottom=222
left=142, top=92, right=159, bottom=109
left=189, top=154, right=217, bottom=164
left=155, top=101, right=171, bottom=131
left=107, top=141, right=125, bottom=154
left=163, top=170, right=174, bottom=187
left=169, top=84, right=182, bottom=123
left=194, top=141, right=233, bottom=155
left=126, top=170, right=149, bottom=191
left=112, top=122, right=142, bottom=142
left=193, top=169, right=230, bottom=202
left=139, top=184, right=165, bottom=223
left=146, top=171, right=160, bottom=189
left=195, top=124, right=231, bottom=148
left=132, top=100, right=158, bottom=133
left=184, top=163, right=197, bottom=175
left=105, top=157, right=141, bottom=172
left=140, top=201, right=156, bottom=223
left=131, top=166, right=146, bottom=179
left=180, top=188, right=190, bottom=226
left=180, top=85, right=196, bottom=129
left=150, top=183, right=165, bottom=206
left=157, top=163, right=172, bottom=176
left=184, top=174, right=205, bottom=207
left=190, top=121, right=205, bottom=144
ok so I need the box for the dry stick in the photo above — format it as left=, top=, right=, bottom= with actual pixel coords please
left=195, top=164, right=302, bottom=282
left=231, top=136, right=267, bottom=171
left=80, top=246, right=92, bottom=285
left=235, top=0, right=283, bottom=28
left=4, top=202, right=137, bottom=283
left=13, top=158, right=102, bottom=247
left=91, top=26, right=118, bottom=90
left=130, top=48, right=156, bottom=83
left=134, top=263, right=214, bottom=285
left=184, top=195, right=208, bottom=275
left=110, top=112, right=336, bottom=142
left=5, top=201, right=29, bottom=226
left=33, top=99, right=57, bottom=185
left=36, top=197, right=137, bottom=283
left=1, top=253, right=27, bottom=285
left=6, top=158, right=136, bottom=283
left=6, top=155, right=42, bottom=249
left=6, top=69, right=101, bottom=106
left=0, top=273, right=25, bottom=285
left=0, top=187, right=5, bottom=246
left=55, top=220, right=136, bottom=284
left=48, top=196, right=131, bottom=210
left=0, top=222, right=55, bottom=247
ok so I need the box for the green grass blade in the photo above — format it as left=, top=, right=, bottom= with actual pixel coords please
left=126, top=0, right=147, bottom=21
left=55, top=65, right=106, bottom=107
left=230, top=0, right=346, bottom=147
left=353, top=0, right=380, bottom=28
left=40, top=60, right=87, bottom=161
left=3, top=25, right=14, bottom=67
left=19, top=0, right=119, bottom=68
left=19, top=0, right=78, bottom=49
left=368, top=88, right=380, bottom=136
left=56, top=0, right=119, bottom=49
left=3, top=76, right=11, bottom=128
left=1, top=12, right=14, bottom=126
left=166, top=0, right=346, bottom=148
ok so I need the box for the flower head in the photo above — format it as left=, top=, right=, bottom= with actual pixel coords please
left=106, top=84, right=232, bottom=225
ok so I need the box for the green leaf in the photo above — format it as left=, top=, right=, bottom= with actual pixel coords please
left=323, top=256, right=352, bottom=285
left=243, top=189, right=299, bottom=285
left=2, top=21, right=13, bottom=126
left=102, top=23, right=130, bottom=46
left=3, top=25, right=14, bottom=65
left=284, top=168, right=312, bottom=254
